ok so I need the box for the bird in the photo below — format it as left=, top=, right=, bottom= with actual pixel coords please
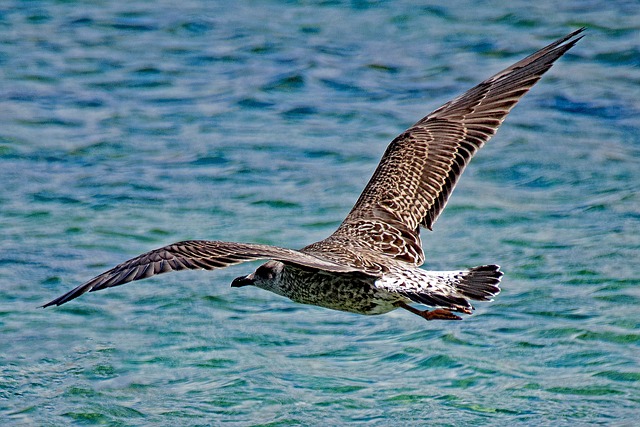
left=43, top=29, right=584, bottom=322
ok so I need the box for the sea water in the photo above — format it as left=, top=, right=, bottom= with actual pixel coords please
left=1, top=1, right=639, bottom=425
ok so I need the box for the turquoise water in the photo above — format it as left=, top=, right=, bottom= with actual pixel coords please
left=1, top=1, right=639, bottom=425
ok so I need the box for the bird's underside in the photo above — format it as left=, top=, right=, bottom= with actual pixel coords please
left=43, top=29, right=583, bottom=322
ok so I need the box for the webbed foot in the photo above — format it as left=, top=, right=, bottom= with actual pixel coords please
left=422, top=308, right=462, bottom=321
left=396, top=301, right=463, bottom=321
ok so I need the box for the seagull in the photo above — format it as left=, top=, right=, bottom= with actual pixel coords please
left=43, top=29, right=583, bottom=321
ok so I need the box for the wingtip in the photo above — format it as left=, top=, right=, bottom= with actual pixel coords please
left=561, top=27, right=586, bottom=40
left=571, top=26, right=587, bottom=35
left=41, top=299, right=60, bottom=309
left=41, top=286, right=83, bottom=308
left=558, top=27, right=586, bottom=48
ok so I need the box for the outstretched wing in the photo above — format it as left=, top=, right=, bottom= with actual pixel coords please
left=319, top=28, right=584, bottom=267
left=42, top=240, right=365, bottom=307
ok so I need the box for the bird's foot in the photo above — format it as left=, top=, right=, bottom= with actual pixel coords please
left=421, top=308, right=462, bottom=321
left=396, top=302, right=463, bottom=321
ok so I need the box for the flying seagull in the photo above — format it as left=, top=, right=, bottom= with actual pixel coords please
left=44, top=29, right=584, bottom=321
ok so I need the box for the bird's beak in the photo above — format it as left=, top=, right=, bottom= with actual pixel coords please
left=231, top=274, right=253, bottom=288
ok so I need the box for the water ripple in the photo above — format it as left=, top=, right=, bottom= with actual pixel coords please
left=1, top=1, right=639, bottom=426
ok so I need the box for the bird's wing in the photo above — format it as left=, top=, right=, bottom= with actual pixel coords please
left=42, top=240, right=365, bottom=307
left=319, top=28, right=583, bottom=267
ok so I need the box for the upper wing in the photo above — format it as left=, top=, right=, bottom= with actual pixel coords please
left=321, top=28, right=584, bottom=267
left=42, top=240, right=365, bottom=307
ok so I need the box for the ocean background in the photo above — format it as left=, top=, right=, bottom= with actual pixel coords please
left=1, top=1, right=639, bottom=425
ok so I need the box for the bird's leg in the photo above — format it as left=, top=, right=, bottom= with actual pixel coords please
left=396, top=301, right=462, bottom=321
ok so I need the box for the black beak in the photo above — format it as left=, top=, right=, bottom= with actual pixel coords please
left=231, top=275, right=253, bottom=288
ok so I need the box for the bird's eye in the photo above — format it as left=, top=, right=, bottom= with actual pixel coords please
left=256, top=266, right=274, bottom=280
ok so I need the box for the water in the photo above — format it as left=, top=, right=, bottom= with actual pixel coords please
left=1, top=1, right=639, bottom=425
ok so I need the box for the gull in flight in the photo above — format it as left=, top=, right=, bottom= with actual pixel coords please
left=44, top=29, right=583, bottom=322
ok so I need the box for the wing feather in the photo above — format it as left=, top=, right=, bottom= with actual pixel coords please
left=318, top=28, right=584, bottom=267
left=42, top=240, right=364, bottom=307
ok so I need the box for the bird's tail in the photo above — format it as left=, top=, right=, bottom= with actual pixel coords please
left=454, top=265, right=503, bottom=302
left=390, top=265, right=503, bottom=314
left=381, top=265, right=503, bottom=313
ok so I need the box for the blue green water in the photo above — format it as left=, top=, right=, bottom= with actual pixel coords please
left=1, top=1, right=639, bottom=425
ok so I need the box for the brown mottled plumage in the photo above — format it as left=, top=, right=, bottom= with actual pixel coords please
left=44, top=29, right=583, bottom=322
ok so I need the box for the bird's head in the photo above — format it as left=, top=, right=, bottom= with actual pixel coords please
left=231, top=261, right=284, bottom=292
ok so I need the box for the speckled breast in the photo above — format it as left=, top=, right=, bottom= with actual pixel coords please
left=278, top=266, right=401, bottom=315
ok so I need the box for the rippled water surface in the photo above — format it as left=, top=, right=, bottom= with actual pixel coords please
left=1, top=1, right=639, bottom=425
